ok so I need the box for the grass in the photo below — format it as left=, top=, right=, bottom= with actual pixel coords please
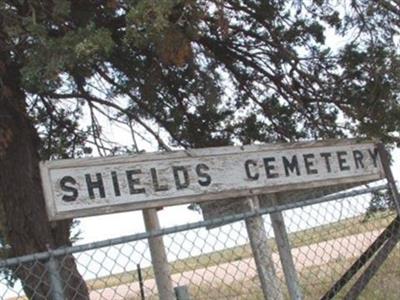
left=86, top=211, right=396, bottom=292
left=170, top=238, right=400, bottom=299
left=8, top=213, right=400, bottom=300
left=7, top=211, right=397, bottom=300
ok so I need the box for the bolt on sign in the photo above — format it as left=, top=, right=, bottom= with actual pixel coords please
left=40, top=139, right=385, bottom=220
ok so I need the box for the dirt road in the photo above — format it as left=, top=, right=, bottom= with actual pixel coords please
left=90, top=229, right=382, bottom=299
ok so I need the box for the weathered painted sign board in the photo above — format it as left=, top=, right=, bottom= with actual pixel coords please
left=40, top=139, right=385, bottom=220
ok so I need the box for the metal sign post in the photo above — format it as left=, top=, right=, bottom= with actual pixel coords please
left=245, top=197, right=283, bottom=300
left=269, top=194, right=303, bottom=300
left=142, top=208, right=174, bottom=300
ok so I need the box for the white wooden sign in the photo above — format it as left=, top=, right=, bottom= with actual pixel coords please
left=40, top=139, right=385, bottom=220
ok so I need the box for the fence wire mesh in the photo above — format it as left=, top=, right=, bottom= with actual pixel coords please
left=1, top=183, right=399, bottom=300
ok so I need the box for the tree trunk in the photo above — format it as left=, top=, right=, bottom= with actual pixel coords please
left=0, top=34, right=89, bottom=300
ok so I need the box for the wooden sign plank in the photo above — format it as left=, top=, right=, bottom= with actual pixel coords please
left=40, top=139, right=385, bottom=220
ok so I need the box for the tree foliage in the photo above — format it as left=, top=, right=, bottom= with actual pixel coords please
left=364, top=189, right=395, bottom=221
left=2, top=0, right=399, bottom=154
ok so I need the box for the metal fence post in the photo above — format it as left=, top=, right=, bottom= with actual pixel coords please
left=245, top=196, right=283, bottom=300
left=46, top=252, right=65, bottom=300
left=320, top=216, right=399, bottom=300
left=343, top=222, right=400, bottom=299
left=143, top=208, right=175, bottom=300
left=270, top=194, right=303, bottom=300
left=377, top=143, right=400, bottom=214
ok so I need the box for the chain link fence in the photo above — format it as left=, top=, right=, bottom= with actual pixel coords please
left=1, top=182, right=399, bottom=299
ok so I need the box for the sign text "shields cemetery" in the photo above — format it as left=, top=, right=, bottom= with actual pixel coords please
left=40, top=140, right=385, bottom=220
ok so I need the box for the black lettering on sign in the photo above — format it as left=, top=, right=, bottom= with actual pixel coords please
left=111, top=171, right=121, bottom=197
left=263, top=157, right=279, bottom=178
left=353, top=150, right=364, bottom=169
left=244, top=160, right=259, bottom=180
left=173, top=166, right=190, bottom=190
left=282, top=155, right=300, bottom=176
left=150, top=168, right=169, bottom=192
left=85, top=173, right=106, bottom=199
left=303, top=154, right=318, bottom=175
left=320, top=152, right=332, bottom=173
left=337, top=151, right=350, bottom=171
left=126, top=169, right=145, bottom=194
left=368, top=148, right=379, bottom=167
left=196, top=164, right=212, bottom=186
left=60, top=176, right=78, bottom=202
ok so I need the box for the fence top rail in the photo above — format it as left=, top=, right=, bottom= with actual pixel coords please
left=0, top=184, right=388, bottom=268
